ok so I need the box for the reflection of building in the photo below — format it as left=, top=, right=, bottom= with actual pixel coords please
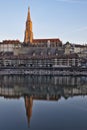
left=0, top=76, right=87, bottom=126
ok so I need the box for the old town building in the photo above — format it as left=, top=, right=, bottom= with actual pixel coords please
left=0, top=40, right=21, bottom=53
left=0, top=53, right=79, bottom=68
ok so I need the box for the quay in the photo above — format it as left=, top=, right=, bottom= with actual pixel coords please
left=0, top=67, right=87, bottom=76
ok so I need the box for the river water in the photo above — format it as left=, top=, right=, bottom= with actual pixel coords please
left=0, top=75, right=87, bottom=130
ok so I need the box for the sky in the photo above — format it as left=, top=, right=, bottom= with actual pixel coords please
left=0, top=0, right=87, bottom=44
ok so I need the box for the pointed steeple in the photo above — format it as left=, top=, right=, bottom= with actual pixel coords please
left=24, top=7, right=33, bottom=44
left=27, top=7, right=31, bottom=21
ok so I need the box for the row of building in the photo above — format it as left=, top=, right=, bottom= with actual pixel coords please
left=0, top=7, right=87, bottom=68
left=0, top=40, right=87, bottom=54
left=0, top=41, right=86, bottom=68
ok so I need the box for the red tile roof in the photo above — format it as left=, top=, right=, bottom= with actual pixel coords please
left=2, top=40, right=20, bottom=44
left=33, top=38, right=62, bottom=44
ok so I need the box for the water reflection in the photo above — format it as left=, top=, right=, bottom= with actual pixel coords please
left=0, top=75, right=87, bottom=129
left=0, top=76, right=87, bottom=99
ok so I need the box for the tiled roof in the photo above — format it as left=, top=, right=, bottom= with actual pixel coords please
left=1, top=40, right=20, bottom=44
left=33, top=38, right=62, bottom=44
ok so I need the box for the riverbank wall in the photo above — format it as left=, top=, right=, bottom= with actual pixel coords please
left=0, top=68, right=87, bottom=76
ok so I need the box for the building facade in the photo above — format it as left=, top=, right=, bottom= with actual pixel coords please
left=0, top=53, right=79, bottom=68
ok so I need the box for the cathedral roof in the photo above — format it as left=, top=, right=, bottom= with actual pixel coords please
left=33, top=38, right=62, bottom=45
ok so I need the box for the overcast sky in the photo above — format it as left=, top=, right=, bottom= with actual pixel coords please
left=0, top=0, right=87, bottom=44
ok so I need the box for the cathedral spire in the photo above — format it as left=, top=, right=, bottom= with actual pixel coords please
left=24, top=7, right=33, bottom=44
left=27, top=7, right=31, bottom=21
left=28, top=6, right=30, bottom=12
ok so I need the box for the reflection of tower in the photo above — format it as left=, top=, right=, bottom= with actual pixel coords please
left=24, top=96, right=33, bottom=126
left=24, top=7, right=33, bottom=44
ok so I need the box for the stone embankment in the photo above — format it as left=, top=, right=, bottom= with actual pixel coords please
left=0, top=68, right=87, bottom=76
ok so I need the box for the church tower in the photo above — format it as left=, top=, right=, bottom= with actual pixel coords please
left=24, top=7, right=33, bottom=44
